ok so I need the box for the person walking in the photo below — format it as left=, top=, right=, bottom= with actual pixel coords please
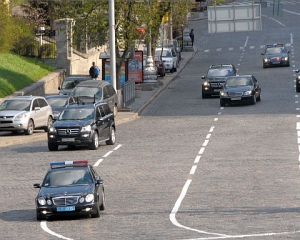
left=189, top=29, right=194, bottom=46
left=89, top=62, right=100, bottom=79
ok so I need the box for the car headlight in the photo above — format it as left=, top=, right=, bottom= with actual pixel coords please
left=203, top=81, right=210, bottom=86
left=283, top=57, right=288, bottom=61
left=263, top=58, right=269, bottom=63
left=81, top=125, right=92, bottom=132
left=297, top=76, right=300, bottom=80
left=49, top=127, right=56, bottom=133
left=15, top=112, right=28, bottom=120
left=38, top=197, right=46, bottom=205
left=244, top=90, right=252, bottom=96
left=220, top=91, right=228, bottom=97
left=85, top=194, right=94, bottom=203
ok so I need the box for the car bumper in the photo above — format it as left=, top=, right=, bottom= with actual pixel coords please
left=220, top=95, right=253, bottom=104
left=48, top=133, right=93, bottom=146
left=36, top=203, right=98, bottom=219
left=0, top=121, right=29, bottom=131
left=164, top=63, right=173, bottom=70
left=263, top=61, right=289, bottom=67
left=202, top=86, right=223, bottom=96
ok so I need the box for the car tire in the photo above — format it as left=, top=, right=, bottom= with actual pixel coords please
left=24, top=119, right=34, bottom=135
left=220, top=99, right=225, bottom=107
left=174, top=67, right=177, bottom=72
left=91, top=201, right=100, bottom=218
left=250, top=94, right=256, bottom=105
left=106, top=127, right=116, bottom=145
left=89, top=131, right=99, bottom=150
left=202, top=92, right=209, bottom=99
left=100, top=192, right=105, bottom=211
left=257, top=93, right=261, bottom=101
left=43, top=116, right=53, bottom=132
left=297, top=87, right=300, bottom=93
left=48, top=143, right=58, bottom=151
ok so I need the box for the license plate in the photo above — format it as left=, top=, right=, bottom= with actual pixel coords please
left=231, top=97, right=241, bottom=100
left=0, top=123, right=11, bottom=127
left=214, top=89, right=220, bottom=92
left=57, top=206, right=75, bottom=212
left=62, top=138, right=75, bottom=142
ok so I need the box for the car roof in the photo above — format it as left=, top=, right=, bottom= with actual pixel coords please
left=155, top=47, right=172, bottom=51
left=75, top=80, right=111, bottom=87
left=226, top=75, right=252, bottom=78
left=5, top=96, right=44, bottom=101
left=65, top=101, right=108, bottom=109
left=209, top=64, right=234, bottom=69
left=64, top=75, right=90, bottom=80
left=45, top=95, right=71, bottom=99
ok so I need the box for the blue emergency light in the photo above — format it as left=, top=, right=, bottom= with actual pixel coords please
left=267, top=43, right=284, bottom=48
left=50, top=160, right=88, bottom=167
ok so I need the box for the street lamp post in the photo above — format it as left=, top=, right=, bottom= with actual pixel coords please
left=181, top=24, right=183, bottom=51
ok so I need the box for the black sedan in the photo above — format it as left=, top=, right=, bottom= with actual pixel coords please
left=261, top=43, right=290, bottom=68
left=294, top=69, right=300, bottom=92
left=33, top=160, right=105, bottom=220
left=219, top=75, right=261, bottom=107
left=45, top=95, right=76, bottom=120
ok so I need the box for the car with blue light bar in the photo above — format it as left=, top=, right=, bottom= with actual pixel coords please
left=33, top=160, right=105, bottom=220
left=261, top=43, right=290, bottom=68
left=47, top=101, right=116, bottom=151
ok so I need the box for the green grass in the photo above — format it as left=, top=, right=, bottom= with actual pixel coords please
left=0, top=53, right=55, bottom=98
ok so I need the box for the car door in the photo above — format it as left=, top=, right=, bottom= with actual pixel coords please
left=252, top=76, right=260, bottom=97
left=38, top=98, right=51, bottom=127
left=171, top=48, right=178, bottom=68
left=31, top=99, right=44, bottom=127
left=103, top=86, right=114, bottom=112
left=95, top=105, right=109, bottom=141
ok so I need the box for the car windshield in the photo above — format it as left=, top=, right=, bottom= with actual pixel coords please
left=46, top=98, right=68, bottom=107
left=0, top=100, right=31, bottom=111
left=62, top=79, right=87, bottom=90
left=226, top=77, right=252, bottom=87
left=71, top=87, right=102, bottom=99
left=155, top=50, right=172, bottom=57
left=59, top=108, right=94, bottom=120
left=207, top=68, right=234, bottom=77
left=43, top=169, right=93, bottom=187
left=266, top=47, right=286, bottom=54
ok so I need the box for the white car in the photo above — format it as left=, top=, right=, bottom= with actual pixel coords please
left=0, top=96, right=53, bottom=135
left=155, top=47, right=178, bottom=73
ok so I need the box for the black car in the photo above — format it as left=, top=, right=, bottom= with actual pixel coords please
left=58, top=75, right=90, bottom=95
left=47, top=102, right=116, bottom=151
left=261, top=43, right=290, bottom=68
left=154, top=56, right=166, bottom=77
left=45, top=95, right=76, bottom=120
left=201, top=64, right=238, bottom=98
left=294, top=69, right=300, bottom=92
left=33, top=160, right=105, bottom=220
left=219, top=75, right=261, bottom=107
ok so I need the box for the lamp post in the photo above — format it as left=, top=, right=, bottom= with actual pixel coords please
left=181, top=24, right=183, bottom=51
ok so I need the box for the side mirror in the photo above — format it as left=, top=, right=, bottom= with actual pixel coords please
left=201, top=76, right=205, bottom=79
left=261, top=53, right=264, bottom=55
left=33, top=183, right=41, bottom=188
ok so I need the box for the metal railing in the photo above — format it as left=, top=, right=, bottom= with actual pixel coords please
left=123, top=80, right=135, bottom=108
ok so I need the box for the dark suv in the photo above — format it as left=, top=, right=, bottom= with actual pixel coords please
left=201, top=64, right=237, bottom=98
left=47, top=102, right=116, bottom=151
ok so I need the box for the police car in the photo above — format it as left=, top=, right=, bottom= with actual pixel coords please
left=261, top=43, right=290, bottom=68
left=33, top=161, right=105, bottom=220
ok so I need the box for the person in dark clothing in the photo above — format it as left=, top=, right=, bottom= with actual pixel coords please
left=189, top=29, right=194, bottom=46
left=89, top=62, right=99, bottom=79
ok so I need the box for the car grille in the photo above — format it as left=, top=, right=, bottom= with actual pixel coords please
left=57, top=127, right=80, bottom=136
left=228, top=92, right=243, bottom=97
left=0, top=116, right=14, bottom=123
left=52, top=196, right=79, bottom=206
left=271, top=57, right=281, bottom=62
left=210, top=83, right=225, bottom=88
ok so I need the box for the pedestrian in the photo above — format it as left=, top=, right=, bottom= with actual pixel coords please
left=189, top=29, right=194, bottom=46
left=89, top=62, right=100, bottom=79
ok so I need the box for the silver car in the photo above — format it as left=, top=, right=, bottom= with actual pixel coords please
left=0, top=96, right=53, bottom=135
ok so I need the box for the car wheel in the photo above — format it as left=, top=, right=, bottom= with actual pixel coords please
left=257, top=93, right=261, bottom=101
left=106, top=127, right=116, bottom=145
left=170, top=68, right=173, bottom=73
left=89, top=131, right=99, bottom=150
left=24, top=119, right=34, bottom=135
left=250, top=94, right=256, bottom=105
left=174, top=67, right=177, bottom=72
left=202, top=92, right=209, bottom=99
left=100, top=191, right=105, bottom=211
left=220, top=99, right=225, bottom=107
left=43, top=116, right=53, bottom=132
left=48, top=143, right=58, bottom=151
left=91, top=201, right=100, bottom=218
left=36, top=212, right=45, bottom=221
left=297, top=87, right=300, bottom=93
left=113, top=105, right=118, bottom=116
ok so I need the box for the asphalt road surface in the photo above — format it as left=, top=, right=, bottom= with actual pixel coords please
left=2, top=1, right=300, bottom=239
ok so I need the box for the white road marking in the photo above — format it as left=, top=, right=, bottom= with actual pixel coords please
left=94, top=158, right=104, bottom=166
left=203, top=140, right=209, bottom=147
left=199, top=147, right=205, bottom=155
left=40, top=222, right=73, bottom=240
left=190, top=165, right=197, bottom=174
left=194, top=156, right=201, bottom=164
left=206, top=134, right=211, bottom=139
left=103, top=151, right=113, bottom=157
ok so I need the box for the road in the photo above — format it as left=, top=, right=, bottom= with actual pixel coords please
left=1, top=1, right=300, bottom=239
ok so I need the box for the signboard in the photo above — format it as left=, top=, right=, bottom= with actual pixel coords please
left=127, top=51, right=143, bottom=83
left=208, top=4, right=262, bottom=33
left=103, top=60, right=126, bottom=88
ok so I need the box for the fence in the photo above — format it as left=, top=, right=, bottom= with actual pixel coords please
left=123, top=80, right=135, bottom=108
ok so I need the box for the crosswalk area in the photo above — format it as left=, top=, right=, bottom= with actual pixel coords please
left=203, top=43, right=292, bottom=53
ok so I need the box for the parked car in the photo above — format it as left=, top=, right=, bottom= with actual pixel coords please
left=155, top=47, right=178, bottom=73
left=261, top=43, right=290, bottom=68
left=70, top=80, right=118, bottom=116
left=202, top=64, right=238, bottom=98
left=58, top=75, right=90, bottom=95
left=0, top=96, right=53, bottom=135
left=154, top=56, right=166, bottom=77
left=45, top=95, right=76, bottom=120
left=33, top=160, right=105, bottom=220
left=47, top=102, right=116, bottom=151
left=220, top=75, right=261, bottom=107
left=158, top=39, right=181, bottom=62
left=294, top=69, right=300, bottom=92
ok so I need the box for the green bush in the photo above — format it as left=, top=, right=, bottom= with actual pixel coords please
left=39, top=43, right=56, bottom=58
